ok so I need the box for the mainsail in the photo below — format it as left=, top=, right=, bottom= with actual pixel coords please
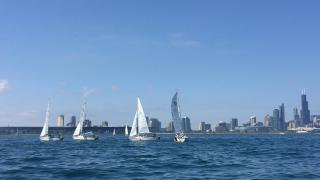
left=130, top=98, right=150, bottom=136
left=125, top=124, right=129, bottom=136
left=40, top=102, right=50, bottom=137
left=73, top=102, right=86, bottom=136
left=129, top=110, right=138, bottom=137
left=137, top=98, right=150, bottom=134
left=171, top=92, right=183, bottom=133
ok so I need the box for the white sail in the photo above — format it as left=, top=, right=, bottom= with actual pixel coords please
left=73, top=102, right=86, bottom=136
left=125, top=124, right=129, bottom=136
left=40, top=102, right=50, bottom=137
left=137, top=98, right=150, bottom=134
left=172, top=92, right=183, bottom=133
left=113, top=128, right=116, bottom=135
left=129, top=110, right=138, bottom=137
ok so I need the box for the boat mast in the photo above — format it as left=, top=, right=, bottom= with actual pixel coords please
left=137, top=105, right=139, bottom=136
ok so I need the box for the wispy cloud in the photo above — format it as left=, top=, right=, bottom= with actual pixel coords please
left=83, top=87, right=96, bottom=97
left=0, top=80, right=9, bottom=93
left=169, top=33, right=201, bottom=48
left=0, top=110, right=39, bottom=126
left=111, top=85, right=119, bottom=92
left=16, top=110, right=38, bottom=118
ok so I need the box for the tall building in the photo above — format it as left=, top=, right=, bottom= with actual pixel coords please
left=272, top=108, right=280, bottom=130
left=250, top=116, right=257, bottom=126
left=204, top=123, right=211, bottom=132
left=57, top=115, right=64, bottom=127
left=230, top=118, right=238, bottom=130
left=166, top=121, right=175, bottom=132
left=182, top=116, right=192, bottom=132
left=83, top=119, right=92, bottom=127
left=279, top=104, right=286, bottom=131
left=264, top=114, right=271, bottom=127
left=67, top=116, right=76, bottom=127
left=198, top=122, right=206, bottom=132
left=101, top=121, right=108, bottom=127
left=149, top=118, right=161, bottom=131
left=312, top=115, right=320, bottom=127
left=215, top=121, right=228, bottom=133
left=300, top=91, right=311, bottom=125
left=293, top=107, right=299, bottom=121
left=288, top=120, right=299, bottom=129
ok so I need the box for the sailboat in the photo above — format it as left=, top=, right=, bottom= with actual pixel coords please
left=129, top=97, right=160, bottom=141
left=73, top=102, right=98, bottom=141
left=171, top=92, right=188, bottom=143
left=113, top=128, right=116, bottom=136
left=40, top=102, right=63, bottom=141
left=125, top=124, right=129, bottom=136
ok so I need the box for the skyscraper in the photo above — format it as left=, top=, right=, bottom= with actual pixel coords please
left=182, top=116, right=192, bottom=132
left=264, top=114, right=271, bottom=127
left=57, top=115, right=64, bottom=127
left=300, top=91, right=311, bottom=125
left=149, top=118, right=161, bottom=131
left=279, top=104, right=285, bottom=131
left=250, top=116, right=257, bottom=126
left=230, top=118, right=238, bottom=130
left=67, top=116, right=76, bottom=127
left=83, top=119, right=92, bottom=127
left=166, top=121, right=175, bottom=132
left=272, top=108, right=280, bottom=130
left=293, top=107, right=299, bottom=121
left=198, top=122, right=206, bottom=132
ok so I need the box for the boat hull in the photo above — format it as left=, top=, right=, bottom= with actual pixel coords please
left=297, top=131, right=308, bottom=134
left=174, top=134, right=188, bottom=143
left=73, top=134, right=98, bottom=141
left=40, top=135, right=63, bottom=141
left=129, top=135, right=160, bottom=141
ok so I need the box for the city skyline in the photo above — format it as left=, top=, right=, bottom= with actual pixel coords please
left=1, top=1, right=320, bottom=128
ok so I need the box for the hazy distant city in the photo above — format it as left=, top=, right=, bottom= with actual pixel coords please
left=1, top=90, right=319, bottom=135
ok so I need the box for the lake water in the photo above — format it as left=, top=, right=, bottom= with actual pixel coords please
left=0, top=134, right=319, bottom=179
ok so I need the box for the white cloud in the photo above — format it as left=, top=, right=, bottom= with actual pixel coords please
left=0, top=80, right=9, bottom=93
left=168, top=33, right=201, bottom=48
left=171, top=40, right=201, bottom=48
left=0, top=110, right=39, bottom=126
left=83, top=87, right=96, bottom=97
left=111, top=85, right=119, bottom=92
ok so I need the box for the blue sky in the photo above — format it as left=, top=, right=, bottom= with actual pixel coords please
left=0, top=0, right=320, bottom=128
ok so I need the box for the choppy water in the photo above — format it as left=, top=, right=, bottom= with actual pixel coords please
left=0, top=134, right=320, bottom=179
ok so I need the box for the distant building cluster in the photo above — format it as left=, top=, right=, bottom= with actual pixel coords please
left=45, top=90, right=319, bottom=134
left=165, top=116, right=192, bottom=133
left=146, top=117, right=161, bottom=132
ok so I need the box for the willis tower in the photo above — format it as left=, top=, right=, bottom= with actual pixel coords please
left=300, top=90, right=311, bottom=125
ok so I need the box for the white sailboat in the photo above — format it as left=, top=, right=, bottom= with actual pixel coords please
left=129, top=98, right=160, bottom=141
left=113, top=128, right=116, bottom=136
left=125, top=124, right=129, bottom=136
left=40, top=102, right=63, bottom=141
left=172, top=92, right=188, bottom=143
left=73, top=102, right=98, bottom=141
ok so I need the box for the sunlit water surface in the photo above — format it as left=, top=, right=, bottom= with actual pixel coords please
left=0, top=134, right=320, bottom=179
